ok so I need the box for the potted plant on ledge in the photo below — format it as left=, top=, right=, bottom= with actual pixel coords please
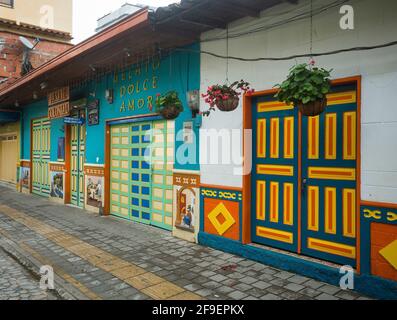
left=202, top=80, right=254, bottom=116
left=156, top=91, right=184, bottom=120
left=274, top=63, right=332, bottom=117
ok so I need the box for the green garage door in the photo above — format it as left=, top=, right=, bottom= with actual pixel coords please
left=32, top=118, right=51, bottom=197
left=110, top=120, right=174, bottom=231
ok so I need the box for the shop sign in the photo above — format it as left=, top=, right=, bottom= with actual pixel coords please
left=64, top=117, right=85, bottom=125
left=116, top=58, right=161, bottom=114
left=48, top=101, right=70, bottom=120
left=48, top=86, right=70, bottom=106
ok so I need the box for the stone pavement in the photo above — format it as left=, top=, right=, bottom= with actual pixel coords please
left=0, top=184, right=371, bottom=300
left=0, top=247, right=58, bottom=300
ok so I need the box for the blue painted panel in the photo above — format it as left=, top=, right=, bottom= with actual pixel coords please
left=301, top=83, right=358, bottom=267
left=251, top=93, right=299, bottom=253
left=142, top=187, right=150, bottom=195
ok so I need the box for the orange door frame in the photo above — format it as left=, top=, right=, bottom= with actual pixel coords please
left=104, top=123, right=111, bottom=216
left=242, top=76, right=362, bottom=272
left=64, top=124, right=71, bottom=204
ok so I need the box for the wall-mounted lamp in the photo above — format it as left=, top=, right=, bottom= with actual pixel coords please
left=33, top=91, right=38, bottom=99
left=40, top=81, right=48, bottom=90
left=124, top=48, right=131, bottom=58
left=14, top=100, right=20, bottom=107
left=105, top=88, right=114, bottom=104
left=187, top=90, right=200, bottom=118
left=89, top=64, right=96, bottom=72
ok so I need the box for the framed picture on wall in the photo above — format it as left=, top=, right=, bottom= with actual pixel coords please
left=87, top=99, right=99, bottom=126
left=57, top=137, right=65, bottom=161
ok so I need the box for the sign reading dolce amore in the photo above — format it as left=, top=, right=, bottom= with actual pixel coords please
left=48, top=86, right=70, bottom=120
left=116, top=58, right=161, bottom=113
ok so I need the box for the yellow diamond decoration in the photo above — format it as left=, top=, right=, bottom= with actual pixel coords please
left=208, top=203, right=236, bottom=236
left=379, top=240, right=397, bottom=270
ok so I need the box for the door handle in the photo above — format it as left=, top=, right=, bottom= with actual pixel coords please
left=302, top=178, right=308, bottom=195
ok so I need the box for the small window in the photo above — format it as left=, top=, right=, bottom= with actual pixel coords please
left=0, top=0, right=14, bottom=8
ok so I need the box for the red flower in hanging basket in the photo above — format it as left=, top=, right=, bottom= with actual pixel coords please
left=201, top=80, right=253, bottom=116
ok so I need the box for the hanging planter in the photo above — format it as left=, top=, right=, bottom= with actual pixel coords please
left=156, top=91, right=184, bottom=120
left=201, top=80, right=254, bottom=116
left=274, top=63, right=332, bottom=117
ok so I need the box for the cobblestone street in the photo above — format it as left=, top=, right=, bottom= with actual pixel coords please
left=0, top=247, right=58, bottom=300
left=0, top=184, right=371, bottom=301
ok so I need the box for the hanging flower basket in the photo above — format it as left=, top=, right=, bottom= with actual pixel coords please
left=201, top=80, right=254, bottom=116
left=156, top=91, right=183, bottom=120
left=274, top=62, right=332, bottom=117
left=297, top=99, right=327, bottom=117
left=216, top=96, right=240, bottom=112
left=159, top=104, right=182, bottom=120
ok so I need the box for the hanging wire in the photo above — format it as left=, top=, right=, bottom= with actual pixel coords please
left=309, top=0, right=315, bottom=67
left=169, top=49, right=173, bottom=90
left=226, top=25, right=230, bottom=85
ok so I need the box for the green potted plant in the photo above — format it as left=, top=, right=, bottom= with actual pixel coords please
left=156, top=91, right=184, bottom=120
left=202, top=80, right=254, bottom=116
left=274, top=63, right=332, bottom=117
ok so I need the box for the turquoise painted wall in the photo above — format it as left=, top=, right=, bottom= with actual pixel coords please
left=21, top=43, right=200, bottom=170
left=21, top=100, right=66, bottom=161
left=82, top=43, right=200, bottom=170
left=22, top=100, right=46, bottom=159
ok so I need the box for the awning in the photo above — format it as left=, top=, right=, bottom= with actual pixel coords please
left=0, top=0, right=289, bottom=109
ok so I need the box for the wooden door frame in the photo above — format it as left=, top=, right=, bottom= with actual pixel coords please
left=66, top=117, right=86, bottom=208
left=242, top=76, right=362, bottom=272
left=64, top=124, right=71, bottom=204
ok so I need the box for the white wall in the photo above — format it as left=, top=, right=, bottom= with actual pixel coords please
left=200, top=0, right=397, bottom=203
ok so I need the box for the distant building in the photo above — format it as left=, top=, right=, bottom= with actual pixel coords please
left=0, top=0, right=73, bottom=185
left=96, top=3, right=153, bottom=33
left=0, top=0, right=73, bottom=88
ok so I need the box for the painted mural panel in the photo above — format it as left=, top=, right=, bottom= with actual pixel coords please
left=19, top=165, right=30, bottom=194
left=86, top=176, right=103, bottom=208
left=50, top=171, right=64, bottom=199
left=173, top=172, right=200, bottom=242
left=201, top=187, right=241, bottom=242
left=84, top=165, right=105, bottom=213
left=361, top=203, right=397, bottom=282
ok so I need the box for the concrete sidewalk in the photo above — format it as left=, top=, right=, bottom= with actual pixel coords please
left=0, top=184, right=370, bottom=300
